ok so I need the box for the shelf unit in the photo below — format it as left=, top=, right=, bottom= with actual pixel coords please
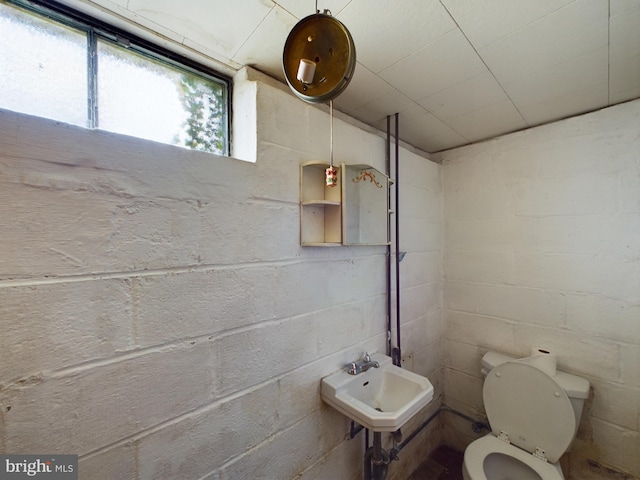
left=300, top=162, right=342, bottom=246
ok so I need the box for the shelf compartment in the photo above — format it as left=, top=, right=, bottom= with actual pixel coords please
left=300, top=162, right=342, bottom=246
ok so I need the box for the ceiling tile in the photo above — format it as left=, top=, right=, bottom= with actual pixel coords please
left=91, top=1, right=187, bottom=46
left=479, top=0, right=608, bottom=84
left=610, top=54, right=640, bottom=103
left=418, top=70, right=508, bottom=121
left=610, top=5, right=640, bottom=63
left=233, top=6, right=298, bottom=80
left=504, top=47, right=608, bottom=108
left=418, top=130, right=469, bottom=153
left=275, top=0, right=352, bottom=19
left=441, top=0, right=574, bottom=49
left=333, top=64, right=394, bottom=114
left=447, top=99, right=527, bottom=143
left=379, top=28, right=486, bottom=100
left=378, top=109, right=468, bottom=152
left=87, top=0, right=129, bottom=8
left=336, top=0, right=456, bottom=73
left=127, top=0, right=274, bottom=58
left=61, top=0, right=191, bottom=52
left=370, top=104, right=437, bottom=131
left=518, top=82, right=609, bottom=126
left=182, top=38, right=242, bottom=70
left=395, top=103, right=435, bottom=122
left=370, top=117, right=388, bottom=132
left=610, top=0, right=640, bottom=16
left=349, top=87, right=416, bottom=124
left=396, top=110, right=459, bottom=143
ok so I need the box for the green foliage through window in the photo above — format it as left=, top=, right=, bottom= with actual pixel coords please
left=177, top=76, right=226, bottom=154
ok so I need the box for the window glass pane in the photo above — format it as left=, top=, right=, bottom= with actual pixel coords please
left=97, top=39, right=227, bottom=155
left=0, top=3, right=87, bottom=126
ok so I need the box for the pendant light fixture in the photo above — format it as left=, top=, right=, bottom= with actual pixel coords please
left=282, top=4, right=356, bottom=104
left=283, top=3, right=356, bottom=187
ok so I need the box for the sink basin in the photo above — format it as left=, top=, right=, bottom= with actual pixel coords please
left=321, top=353, right=434, bottom=432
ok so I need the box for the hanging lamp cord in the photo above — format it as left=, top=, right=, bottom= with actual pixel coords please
left=330, top=100, right=334, bottom=168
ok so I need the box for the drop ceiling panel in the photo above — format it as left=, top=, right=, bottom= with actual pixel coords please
left=99, top=2, right=187, bottom=46
left=275, top=0, right=352, bottom=19
left=233, top=6, right=298, bottom=79
left=400, top=111, right=459, bottom=141
left=375, top=111, right=468, bottom=153
left=448, top=99, right=528, bottom=143
left=58, top=0, right=191, bottom=53
left=609, top=55, right=640, bottom=104
left=608, top=4, right=640, bottom=103
left=420, top=130, right=469, bottom=153
left=86, top=0, right=128, bottom=8
left=610, top=0, right=640, bottom=16
left=127, top=0, right=274, bottom=58
left=181, top=37, right=242, bottom=71
left=367, top=103, right=433, bottom=135
left=379, top=29, right=487, bottom=100
left=440, top=0, right=575, bottom=49
left=336, top=0, right=457, bottom=74
left=609, top=5, right=640, bottom=62
left=418, top=70, right=509, bottom=121
left=478, top=0, right=609, bottom=85
left=350, top=88, right=416, bottom=124
left=333, top=64, right=396, bottom=114
left=518, top=82, right=609, bottom=126
left=504, top=47, right=608, bottom=110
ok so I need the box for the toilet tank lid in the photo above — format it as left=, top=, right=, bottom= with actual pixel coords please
left=482, top=351, right=590, bottom=399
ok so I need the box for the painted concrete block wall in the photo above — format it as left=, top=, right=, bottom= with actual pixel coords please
left=435, top=99, right=640, bottom=479
left=0, top=68, right=443, bottom=479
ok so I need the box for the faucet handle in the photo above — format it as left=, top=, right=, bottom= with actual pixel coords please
left=363, top=352, right=372, bottom=362
left=344, top=362, right=357, bottom=374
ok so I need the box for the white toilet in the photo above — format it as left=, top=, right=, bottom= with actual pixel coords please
left=462, top=351, right=590, bottom=480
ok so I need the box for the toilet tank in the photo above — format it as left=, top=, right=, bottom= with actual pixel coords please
left=481, top=351, right=590, bottom=434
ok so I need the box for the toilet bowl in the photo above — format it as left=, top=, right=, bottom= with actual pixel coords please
left=462, top=352, right=590, bottom=480
left=462, top=435, right=564, bottom=480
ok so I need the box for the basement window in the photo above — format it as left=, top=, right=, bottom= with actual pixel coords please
left=0, top=0, right=230, bottom=156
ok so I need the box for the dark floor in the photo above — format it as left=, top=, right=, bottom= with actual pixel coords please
left=406, top=445, right=464, bottom=480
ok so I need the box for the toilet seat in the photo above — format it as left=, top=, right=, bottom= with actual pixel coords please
left=464, top=435, right=564, bottom=480
left=483, top=361, right=575, bottom=463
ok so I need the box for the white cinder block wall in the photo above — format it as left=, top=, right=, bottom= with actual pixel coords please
left=435, top=99, right=640, bottom=479
left=0, top=68, right=443, bottom=479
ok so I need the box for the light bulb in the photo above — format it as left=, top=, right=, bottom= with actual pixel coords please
left=296, top=59, right=316, bottom=84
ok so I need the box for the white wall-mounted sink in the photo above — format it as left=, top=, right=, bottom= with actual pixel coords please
left=321, top=353, right=434, bottom=432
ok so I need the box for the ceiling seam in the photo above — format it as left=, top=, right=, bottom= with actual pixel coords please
left=437, top=0, right=530, bottom=129
left=230, top=3, right=277, bottom=58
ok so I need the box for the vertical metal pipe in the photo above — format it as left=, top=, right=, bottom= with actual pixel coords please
left=394, top=113, right=401, bottom=365
left=371, top=432, right=390, bottom=480
left=364, top=448, right=373, bottom=480
left=385, top=115, right=392, bottom=358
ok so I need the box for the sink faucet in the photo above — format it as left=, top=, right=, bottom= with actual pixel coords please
left=345, top=352, right=380, bottom=375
